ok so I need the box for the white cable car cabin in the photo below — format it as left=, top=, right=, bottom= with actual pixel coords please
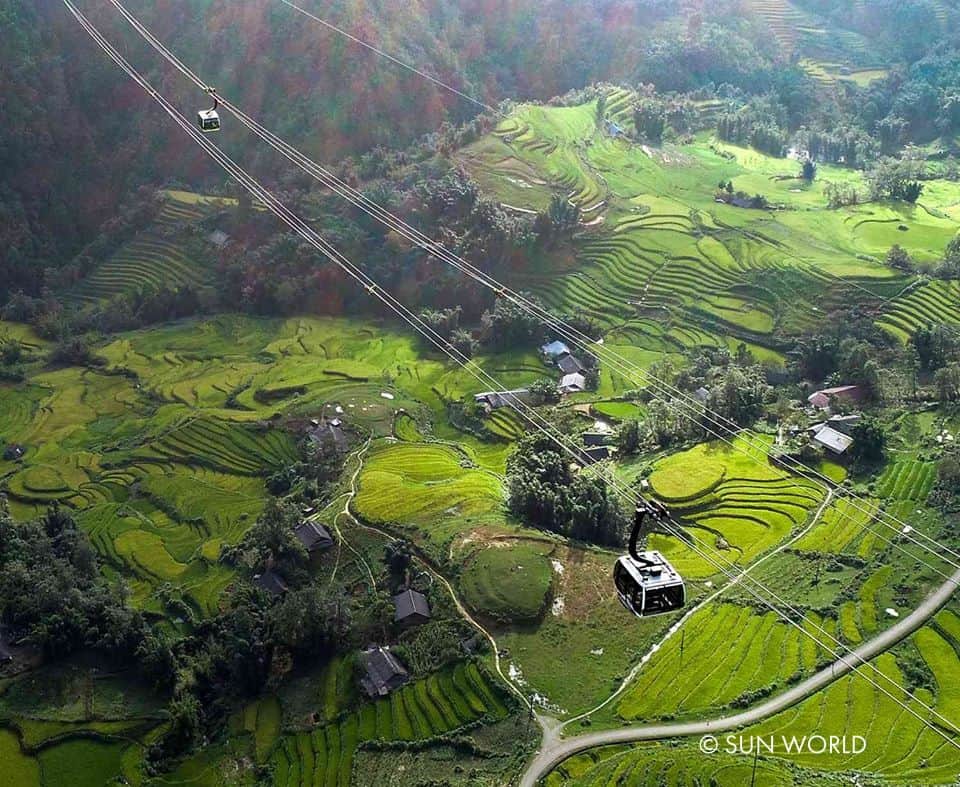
left=198, top=89, right=220, bottom=133
left=614, top=500, right=686, bottom=617
left=197, top=108, right=221, bottom=132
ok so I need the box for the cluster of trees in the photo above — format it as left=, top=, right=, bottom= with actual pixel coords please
left=0, top=502, right=146, bottom=660
left=506, top=434, right=626, bottom=546
left=866, top=158, right=925, bottom=203
left=716, top=95, right=791, bottom=157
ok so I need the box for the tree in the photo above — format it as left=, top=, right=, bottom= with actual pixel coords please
left=506, top=434, right=625, bottom=545
left=866, top=157, right=925, bottom=203
left=912, top=323, right=957, bottom=371
left=886, top=244, right=914, bottom=272
left=528, top=377, right=561, bottom=405
left=617, top=420, right=641, bottom=455
left=934, top=363, right=960, bottom=402
left=480, top=296, right=548, bottom=352
left=937, top=234, right=960, bottom=279
left=595, top=94, right=607, bottom=126
left=535, top=195, right=580, bottom=248
left=633, top=99, right=666, bottom=143
left=242, top=499, right=308, bottom=576
left=384, top=540, right=413, bottom=585
left=850, top=418, right=886, bottom=463
left=0, top=339, right=22, bottom=366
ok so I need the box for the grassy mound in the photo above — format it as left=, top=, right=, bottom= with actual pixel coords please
left=460, top=541, right=553, bottom=622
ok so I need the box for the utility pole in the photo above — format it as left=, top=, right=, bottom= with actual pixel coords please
left=750, top=743, right=759, bottom=787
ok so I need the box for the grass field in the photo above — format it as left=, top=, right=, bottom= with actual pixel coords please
left=460, top=539, right=554, bottom=622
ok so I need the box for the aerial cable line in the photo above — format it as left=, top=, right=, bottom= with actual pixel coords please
left=103, top=0, right=960, bottom=580
left=63, top=0, right=960, bottom=750
left=104, top=0, right=960, bottom=572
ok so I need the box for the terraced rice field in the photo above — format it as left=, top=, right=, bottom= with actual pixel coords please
left=575, top=605, right=960, bottom=784
left=66, top=195, right=214, bottom=305
left=461, top=99, right=934, bottom=358
left=544, top=741, right=797, bottom=786
left=876, top=460, right=937, bottom=502
left=642, top=439, right=824, bottom=576
left=794, top=497, right=882, bottom=556
left=876, top=279, right=960, bottom=342
left=270, top=663, right=509, bottom=787
left=353, top=441, right=507, bottom=552
left=616, top=602, right=835, bottom=721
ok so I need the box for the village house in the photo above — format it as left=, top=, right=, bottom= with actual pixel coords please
left=393, top=588, right=431, bottom=628
left=810, top=423, right=854, bottom=455
left=807, top=385, right=866, bottom=411
left=474, top=389, right=531, bottom=413
left=294, top=520, right=334, bottom=553
left=359, top=646, right=409, bottom=697
left=556, top=352, right=586, bottom=376
left=308, top=417, right=348, bottom=453
left=559, top=372, right=587, bottom=394
left=253, top=569, right=288, bottom=597
left=540, top=340, right=571, bottom=361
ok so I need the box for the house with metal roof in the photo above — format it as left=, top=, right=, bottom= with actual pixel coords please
left=294, top=521, right=334, bottom=553
left=811, top=424, right=854, bottom=455
left=807, top=385, right=866, bottom=411
left=556, top=353, right=585, bottom=376
left=359, top=646, right=409, bottom=697
left=541, top=340, right=571, bottom=360
left=559, top=373, right=587, bottom=394
left=393, top=589, right=431, bottom=627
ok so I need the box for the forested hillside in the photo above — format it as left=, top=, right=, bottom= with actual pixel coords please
left=2, top=0, right=778, bottom=301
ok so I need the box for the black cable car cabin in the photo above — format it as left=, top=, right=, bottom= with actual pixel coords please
left=614, top=500, right=686, bottom=617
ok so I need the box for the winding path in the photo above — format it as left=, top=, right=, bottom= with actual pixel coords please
left=519, top=565, right=960, bottom=787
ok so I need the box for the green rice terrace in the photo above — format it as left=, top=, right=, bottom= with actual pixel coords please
left=459, top=94, right=960, bottom=359
left=4, top=97, right=960, bottom=787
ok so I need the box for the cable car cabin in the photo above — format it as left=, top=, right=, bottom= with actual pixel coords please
left=614, top=550, right=685, bottom=617
left=197, top=109, right=221, bottom=132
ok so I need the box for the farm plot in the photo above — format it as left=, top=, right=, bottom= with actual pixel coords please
left=642, top=439, right=823, bottom=577
left=876, top=460, right=936, bottom=502
left=616, top=602, right=832, bottom=721
left=65, top=196, right=212, bottom=307
left=544, top=740, right=798, bottom=787
left=794, top=497, right=882, bottom=556
left=742, top=615, right=960, bottom=782
left=353, top=441, right=507, bottom=554
left=877, top=279, right=960, bottom=342
left=553, top=613, right=960, bottom=786
left=269, top=662, right=510, bottom=787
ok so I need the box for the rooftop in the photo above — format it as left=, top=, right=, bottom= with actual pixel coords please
left=360, top=646, right=409, bottom=697
left=393, top=588, right=431, bottom=623
left=812, top=424, right=854, bottom=455
left=294, top=520, right=334, bottom=552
